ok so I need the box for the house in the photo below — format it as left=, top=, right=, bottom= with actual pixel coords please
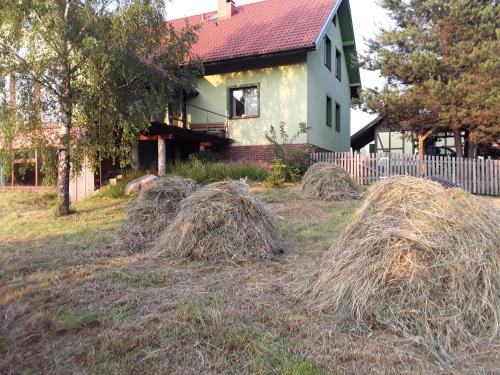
left=1, top=0, right=361, bottom=200
left=351, top=117, right=499, bottom=159
left=136, top=0, right=361, bottom=169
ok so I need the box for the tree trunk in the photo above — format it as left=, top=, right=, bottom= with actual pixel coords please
left=466, top=137, right=476, bottom=158
left=452, top=127, right=463, bottom=158
left=417, top=129, right=433, bottom=156
left=57, top=74, right=72, bottom=215
left=34, top=82, right=41, bottom=125
left=417, top=129, right=433, bottom=176
left=8, top=72, right=16, bottom=109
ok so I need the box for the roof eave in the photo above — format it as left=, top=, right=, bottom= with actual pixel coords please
left=314, top=0, right=343, bottom=47
left=200, top=45, right=316, bottom=67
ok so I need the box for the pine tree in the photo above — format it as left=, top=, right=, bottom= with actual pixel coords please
left=359, top=0, right=499, bottom=157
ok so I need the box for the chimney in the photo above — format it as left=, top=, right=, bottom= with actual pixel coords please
left=218, top=0, right=236, bottom=19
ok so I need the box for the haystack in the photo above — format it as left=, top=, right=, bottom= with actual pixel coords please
left=302, top=163, right=358, bottom=201
left=117, top=176, right=199, bottom=253
left=153, top=180, right=280, bottom=263
left=303, top=176, right=500, bottom=359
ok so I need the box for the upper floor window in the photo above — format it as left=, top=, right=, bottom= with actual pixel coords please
left=336, top=49, right=342, bottom=80
left=229, top=85, right=259, bottom=119
left=324, top=36, right=332, bottom=70
left=326, top=96, right=333, bottom=127
left=332, top=14, right=337, bottom=27
left=335, top=103, right=341, bottom=132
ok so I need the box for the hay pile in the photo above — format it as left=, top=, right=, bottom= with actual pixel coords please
left=301, top=163, right=358, bottom=201
left=117, top=176, right=199, bottom=253
left=153, top=180, right=280, bottom=263
left=303, top=176, right=500, bottom=359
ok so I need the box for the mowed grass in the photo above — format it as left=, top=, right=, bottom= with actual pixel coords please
left=0, top=187, right=449, bottom=374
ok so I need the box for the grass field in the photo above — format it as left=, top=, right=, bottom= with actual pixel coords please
left=1, top=188, right=498, bottom=374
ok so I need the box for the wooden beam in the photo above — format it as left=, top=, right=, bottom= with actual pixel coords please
left=138, top=135, right=164, bottom=141
left=13, top=158, right=37, bottom=164
left=138, top=134, right=174, bottom=141
left=158, top=138, right=167, bottom=176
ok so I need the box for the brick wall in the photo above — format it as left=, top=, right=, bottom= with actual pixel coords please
left=222, top=144, right=316, bottom=167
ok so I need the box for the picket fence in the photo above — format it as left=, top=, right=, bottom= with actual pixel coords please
left=310, top=152, right=500, bottom=196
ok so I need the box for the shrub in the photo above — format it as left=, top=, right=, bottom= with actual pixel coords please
left=265, top=122, right=311, bottom=184
left=188, top=150, right=221, bottom=163
left=265, top=160, right=286, bottom=188
left=97, top=169, right=147, bottom=199
left=168, top=161, right=268, bottom=184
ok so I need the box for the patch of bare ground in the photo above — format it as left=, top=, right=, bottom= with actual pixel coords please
left=1, top=188, right=498, bottom=374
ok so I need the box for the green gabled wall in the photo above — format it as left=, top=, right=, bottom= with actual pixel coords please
left=186, top=61, right=308, bottom=146
left=185, top=0, right=360, bottom=152
left=306, top=7, right=352, bottom=152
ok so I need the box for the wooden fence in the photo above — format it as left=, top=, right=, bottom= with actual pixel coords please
left=310, top=152, right=500, bottom=196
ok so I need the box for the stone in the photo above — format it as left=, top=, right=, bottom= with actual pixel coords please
left=124, top=174, right=159, bottom=196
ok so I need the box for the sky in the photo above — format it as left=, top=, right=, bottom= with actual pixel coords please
left=165, top=0, right=394, bottom=133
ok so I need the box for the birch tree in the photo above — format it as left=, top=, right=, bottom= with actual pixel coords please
left=0, top=0, right=201, bottom=214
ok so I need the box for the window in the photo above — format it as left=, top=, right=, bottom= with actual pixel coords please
left=335, top=103, right=341, bottom=132
left=326, top=96, right=332, bottom=127
left=376, top=131, right=409, bottom=153
left=229, top=85, right=258, bottom=118
left=336, top=49, right=342, bottom=80
left=324, top=36, right=332, bottom=70
left=332, top=14, right=337, bottom=27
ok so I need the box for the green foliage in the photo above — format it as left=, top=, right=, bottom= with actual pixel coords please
left=188, top=150, right=221, bottom=163
left=97, top=169, right=147, bottom=199
left=0, top=0, right=202, bottom=212
left=39, top=146, right=58, bottom=186
left=0, top=101, right=16, bottom=180
left=265, top=121, right=310, bottom=185
left=169, top=161, right=269, bottom=184
left=358, top=0, right=499, bottom=156
left=265, top=160, right=286, bottom=188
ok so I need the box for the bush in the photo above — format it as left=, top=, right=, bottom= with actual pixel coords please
left=188, top=150, right=221, bottom=163
left=265, top=160, right=286, bottom=188
left=98, top=169, right=147, bottom=199
left=265, top=122, right=311, bottom=185
left=168, top=161, right=268, bottom=184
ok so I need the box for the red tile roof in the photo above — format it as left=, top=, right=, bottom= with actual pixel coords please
left=169, top=0, right=338, bottom=64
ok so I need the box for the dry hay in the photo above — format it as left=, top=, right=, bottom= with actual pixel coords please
left=302, top=163, right=359, bottom=201
left=117, top=176, right=199, bottom=253
left=153, top=180, right=280, bottom=263
left=303, top=175, right=500, bottom=361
